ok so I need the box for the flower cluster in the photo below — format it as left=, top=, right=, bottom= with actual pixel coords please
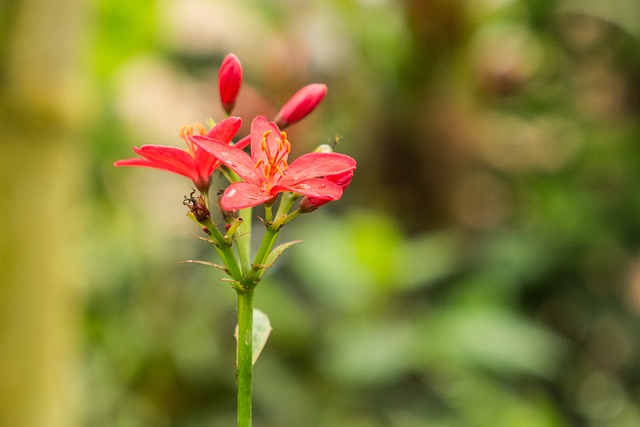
left=115, top=53, right=356, bottom=216
left=191, top=115, right=355, bottom=211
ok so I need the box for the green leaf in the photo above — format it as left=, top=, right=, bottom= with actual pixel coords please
left=255, top=240, right=302, bottom=280
left=235, top=308, right=272, bottom=365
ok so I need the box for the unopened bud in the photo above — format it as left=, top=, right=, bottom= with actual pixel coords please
left=298, top=196, right=323, bottom=213
left=274, top=84, right=327, bottom=129
left=218, top=53, right=243, bottom=115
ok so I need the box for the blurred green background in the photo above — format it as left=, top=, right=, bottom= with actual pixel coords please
left=2, top=0, right=640, bottom=426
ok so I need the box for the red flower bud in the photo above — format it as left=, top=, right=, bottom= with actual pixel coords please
left=218, top=53, right=243, bottom=115
left=274, top=84, right=327, bottom=128
left=299, top=170, right=354, bottom=213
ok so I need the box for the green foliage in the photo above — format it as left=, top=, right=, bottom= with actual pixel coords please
left=94, top=0, right=157, bottom=78
left=83, top=0, right=640, bottom=426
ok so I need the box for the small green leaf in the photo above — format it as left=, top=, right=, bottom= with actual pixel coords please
left=235, top=308, right=272, bottom=365
left=254, top=240, right=302, bottom=280
left=264, top=240, right=302, bottom=269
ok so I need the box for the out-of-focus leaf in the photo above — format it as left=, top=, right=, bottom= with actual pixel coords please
left=415, top=307, right=567, bottom=378
left=319, top=319, right=412, bottom=385
left=288, top=212, right=379, bottom=311
left=395, top=230, right=462, bottom=290
left=289, top=211, right=460, bottom=310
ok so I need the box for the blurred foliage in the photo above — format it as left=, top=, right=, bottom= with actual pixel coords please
left=81, top=0, right=640, bottom=426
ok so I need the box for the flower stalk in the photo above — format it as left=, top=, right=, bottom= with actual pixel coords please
left=234, top=209, right=252, bottom=275
left=114, top=52, right=356, bottom=427
left=236, top=284, right=255, bottom=427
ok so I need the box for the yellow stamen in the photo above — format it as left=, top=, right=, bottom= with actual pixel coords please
left=254, top=130, right=291, bottom=182
left=179, top=123, right=206, bottom=155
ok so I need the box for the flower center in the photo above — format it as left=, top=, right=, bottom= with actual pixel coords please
left=254, top=130, right=291, bottom=181
left=179, top=123, right=206, bottom=156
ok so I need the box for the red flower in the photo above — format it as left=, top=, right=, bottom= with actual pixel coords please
left=299, top=170, right=354, bottom=213
left=114, top=117, right=245, bottom=192
left=218, top=53, right=243, bottom=115
left=274, top=84, right=327, bottom=129
left=191, top=115, right=356, bottom=210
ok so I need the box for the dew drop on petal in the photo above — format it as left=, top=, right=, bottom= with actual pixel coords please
left=227, top=188, right=237, bottom=197
left=297, top=183, right=311, bottom=190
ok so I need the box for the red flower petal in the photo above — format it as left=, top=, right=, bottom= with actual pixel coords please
left=250, top=115, right=285, bottom=165
left=326, top=170, right=354, bottom=188
left=115, top=145, right=197, bottom=181
left=234, top=135, right=251, bottom=150
left=278, top=152, right=356, bottom=186
left=299, top=170, right=354, bottom=212
left=273, top=177, right=343, bottom=200
left=190, top=136, right=263, bottom=184
left=220, top=182, right=274, bottom=210
left=197, top=116, right=243, bottom=178
left=205, top=116, right=242, bottom=141
left=193, top=149, right=221, bottom=182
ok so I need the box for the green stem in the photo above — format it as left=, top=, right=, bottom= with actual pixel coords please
left=252, top=227, right=279, bottom=269
left=274, top=192, right=299, bottom=219
left=272, top=208, right=300, bottom=230
left=264, top=203, right=273, bottom=223
left=200, top=216, right=243, bottom=281
left=235, top=208, right=252, bottom=275
left=236, top=286, right=255, bottom=427
left=220, top=169, right=252, bottom=275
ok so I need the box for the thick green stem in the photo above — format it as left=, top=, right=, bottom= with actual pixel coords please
left=236, top=286, right=255, bottom=427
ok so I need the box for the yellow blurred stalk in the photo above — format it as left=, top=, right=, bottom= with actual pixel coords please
left=0, top=0, right=89, bottom=425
